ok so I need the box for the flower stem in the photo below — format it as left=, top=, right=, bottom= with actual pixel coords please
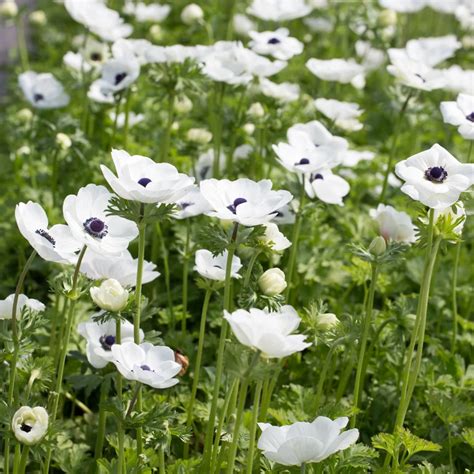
left=451, top=242, right=461, bottom=354
left=210, top=83, right=226, bottom=179
left=245, top=379, right=263, bottom=474
left=123, top=89, right=132, bottom=149
left=181, top=219, right=191, bottom=336
left=111, top=93, right=123, bottom=147
left=351, top=263, right=379, bottom=428
left=15, top=445, right=29, bottom=474
left=16, top=13, right=29, bottom=71
left=160, top=90, right=176, bottom=162
left=116, top=319, right=125, bottom=474
left=243, top=249, right=261, bottom=287
left=94, top=378, right=110, bottom=463
left=156, top=222, right=175, bottom=328
left=301, top=463, right=306, bottom=474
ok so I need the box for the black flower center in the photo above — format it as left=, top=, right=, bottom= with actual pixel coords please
left=424, top=166, right=447, bottom=183
left=310, top=173, right=324, bottom=182
left=35, top=228, right=56, bottom=247
left=138, top=177, right=152, bottom=187
left=140, top=364, right=152, bottom=371
left=415, top=73, right=426, bottom=83
left=90, top=52, right=102, bottom=62
left=180, top=202, right=192, bottom=210
left=267, top=37, right=281, bottom=45
left=114, top=72, right=127, bottom=85
left=83, top=217, right=108, bottom=239
left=466, top=112, right=474, bottom=123
left=20, top=423, right=32, bottom=433
left=227, top=197, right=247, bottom=214
left=33, top=93, right=44, bottom=102
left=99, top=335, right=115, bottom=351
left=296, top=158, right=310, bottom=166
left=199, top=166, right=210, bottom=180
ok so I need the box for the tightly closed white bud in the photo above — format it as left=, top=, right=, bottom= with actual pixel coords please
left=369, top=236, right=387, bottom=256
left=248, top=102, right=265, bottom=118
left=12, top=406, right=48, bottom=445
left=0, top=0, right=18, bottom=18
left=149, top=24, right=163, bottom=42
left=29, top=10, right=46, bottom=25
left=181, top=3, right=204, bottom=25
left=90, top=279, right=129, bottom=312
left=186, top=128, right=212, bottom=144
left=16, top=108, right=33, bottom=123
left=378, top=8, right=397, bottom=27
left=56, top=132, right=72, bottom=150
left=174, top=95, right=193, bottom=114
left=17, top=145, right=31, bottom=156
left=243, top=123, right=255, bottom=135
left=258, top=268, right=287, bottom=296
left=316, top=313, right=340, bottom=331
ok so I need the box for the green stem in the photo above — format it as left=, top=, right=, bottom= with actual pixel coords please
left=181, top=219, right=191, bottom=336
left=301, top=463, right=306, bottom=474
left=15, top=445, right=29, bottom=474
left=451, top=242, right=461, bottom=354
left=123, top=89, right=132, bottom=148
left=159, top=447, right=166, bottom=473
left=351, top=263, right=379, bottom=428
left=210, top=83, right=226, bottom=179
left=160, top=90, right=176, bottom=162
left=116, top=319, right=125, bottom=474
left=16, top=14, right=29, bottom=71
left=245, top=379, right=263, bottom=474
left=243, top=250, right=261, bottom=287
left=111, top=93, right=123, bottom=147
left=94, top=378, right=110, bottom=463
left=51, top=148, right=61, bottom=208
left=156, top=222, right=174, bottom=328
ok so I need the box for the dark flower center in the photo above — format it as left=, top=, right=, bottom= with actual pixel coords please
left=140, top=364, right=152, bottom=371
left=199, top=166, right=210, bottom=180
left=466, top=112, right=474, bottom=123
left=310, top=173, right=324, bottom=182
left=138, top=177, right=152, bottom=187
left=227, top=197, right=247, bottom=214
left=83, top=217, right=108, bottom=239
left=35, top=228, right=56, bottom=247
left=267, top=37, right=281, bottom=45
left=20, top=423, right=33, bottom=433
left=90, top=52, right=102, bottom=62
left=114, top=72, right=127, bottom=85
left=414, top=73, right=426, bottom=83
left=33, top=93, right=44, bottom=102
left=180, top=202, right=192, bottom=209
left=424, top=166, right=447, bottom=183
left=99, top=335, right=115, bottom=351
left=296, top=158, right=310, bottom=166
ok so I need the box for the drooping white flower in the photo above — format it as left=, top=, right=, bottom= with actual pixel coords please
left=0, top=294, right=45, bottom=320
left=101, top=149, right=194, bottom=204
left=306, top=58, right=365, bottom=89
left=18, top=71, right=70, bottom=109
left=194, top=249, right=242, bottom=281
left=440, top=93, right=474, bottom=140
left=80, top=250, right=159, bottom=287
left=257, top=416, right=359, bottom=466
left=15, top=202, right=80, bottom=263
left=304, top=169, right=350, bottom=206
left=173, top=186, right=212, bottom=219
left=249, top=28, right=304, bottom=60
left=259, top=78, right=300, bottom=103
left=124, top=1, right=170, bottom=22
left=258, top=268, right=287, bottom=295
left=370, top=204, right=417, bottom=243
left=200, top=178, right=293, bottom=227
left=395, top=144, right=474, bottom=209
left=78, top=316, right=141, bottom=369
left=111, top=342, right=182, bottom=389
left=12, top=407, right=49, bottom=446
left=63, top=184, right=139, bottom=255
left=247, top=0, right=312, bottom=21
left=224, top=305, right=311, bottom=358
left=314, top=98, right=364, bottom=132
left=90, top=278, right=129, bottom=312
left=261, top=223, right=291, bottom=251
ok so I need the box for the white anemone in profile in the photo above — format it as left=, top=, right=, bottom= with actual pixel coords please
left=194, top=249, right=242, bottom=281
left=200, top=178, right=293, bottom=226
left=249, top=28, right=304, bottom=60
left=19, top=72, right=69, bottom=109
left=261, top=222, right=291, bottom=251
left=16, top=202, right=80, bottom=263
left=247, top=0, right=312, bottom=21
left=63, top=184, right=138, bottom=255
left=306, top=58, right=365, bottom=89
left=439, top=65, right=474, bottom=96
left=259, top=78, right=300, bottom=103
left=0, top=294, right=45, bottom=320
left=224, top=305, right=311, bottom=358
left=101, top=149, right=194, bottom=204
left=378, top=0, right=425, bottom=12
left=400, top=35, right=461, bottom=67
left=12, top=407, right=49, bottom=446
left=92, top=56, right=140, bottom=96
left=304, top=169, right=350, bottom=206
left=109, top=111, right=144, bottom=129
left=174, top=186, right=212, bottom=219
left=355, top=40, right=385, bottom=71
left=370, top=204, right=417, bottom=243
left=395, top=144, right=474, bottom=209
left=340, top=149, right=375, bottom=167
left=78, top=316, right=142, bottom=369
left=440, top=93, right=474, bottom=140
left=314, top=98, right=364, bottom=132
left=257, top=416, right=359, bottom=466
left=124, top=1, right=170, bottom=22
left=111, top=342, right=182, bottom=389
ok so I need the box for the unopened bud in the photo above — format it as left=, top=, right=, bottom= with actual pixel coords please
left=258, top=268, right=287, bottom=296
left=369, top=236, right=386, bottom=256
left=175, top=350, right=189, bottom=376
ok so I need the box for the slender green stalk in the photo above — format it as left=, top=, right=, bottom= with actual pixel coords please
left=184, top=288, right=213, bottom=457
left=94, top=378, right=109, bottom=463
left=202, top=223, right=239, bottom=470
left=246, top=380, right=263, bottom=474
left=351, top=263, right=379, bottom=428
left=181, top=219, right=191, bottom=335
left=111, top=94, right=123, bottom=147
left=451, top=242, right=461, bottom=354
left=51, top=148, right=61, bottom=208
left=301, top=463, right=306, bottom=474
left=160, top=91, right=176, bottom=162
left=156, top=222, right=175, bottom=327
left=15, top=445, right=29, bottom=474
left=159, top=447, right=166, bottom=474
left=16, top=14, right=29, bottom=71
left=123, top=89, right=132, bottom=149
left=243, top=250, right=261, bottom=287
left=115, top=319, right=124, bottom=474
left=210, top=83, right=226, bottom=178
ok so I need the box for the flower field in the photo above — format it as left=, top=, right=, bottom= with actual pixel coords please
left=0, top=0, right=473, bottom=472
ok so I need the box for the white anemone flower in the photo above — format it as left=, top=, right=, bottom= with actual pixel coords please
left=15, top=202, right=80, bottom=263
left=395, top=144, right=474, bottom=209
left=259, top=78, right=300, bottom=103
left=63, top=184, right=139, bottom=255
left=272, top=203, right=296, bottom=225
left=18, top=71, right=69, bottom=109
left=87, top=81, right=115, bottom=104
left=440, top=93, right=474, bottom=140
left=370, top=204, right=417, bottom=243
left=173, top=186, right=212, bottom=219
left=340, top=149, right=375, bottom=167
left=306, top=58, right=365, bottom=89
left=80, top=250, right=159, bottom=287
left=247, top=0, right=312, bottom=21
left=439, top=65, right=474, bottom=96
left=304, top=169, right=350, bottom=206
left=200, top=178, right=293, bottom=227
left=378, top=0, right=425, bottom=12
left=78, top=316, right=142, bottom=369
left=195, top=150, right=226, bottom=182
left=194, top=249, right=242, bottom=281
left=92, top=56, right=140, bottom=95
left=355, top=40, right=385, bottom=71
left=400, top=35, right=461, bottom=67
left=112, top=38, right=153, bottom=66
left=123, top=2, right=170, bottom=22
left=108, top=111, right=144, bottom=129
left=314, top=98, right=364, bottom=132
left=257, top=416, right=359, bottom=466
left=261, top=223, right=291, bottom=251
left=12, top=407, right=49, bottom=446
left=224, top=305, right=311, bottom=358
left=101, top=149, right=194, bottom=204
left=63, top=51, right=93, bottom=73
left=249, top=28, right=304, bottom=60
left=233, top=13, right=256, bottom=36
left=0, top=294, right=45, bottom=320
left=111, top=342, right=182, bottom=389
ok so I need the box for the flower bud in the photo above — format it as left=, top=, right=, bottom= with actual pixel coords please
left=243, top=123, right=255, bottom=135
left=258, top=268, right=287, bottom=296
left=0, top=0, right=18, bottom=18
left=316, top=313, right=340, bottom=331
left=462, top=35, right=474, bottom=49
left=378, top=8, right=397, bottom=27
left=181, top=3, right=204, bottom=25
left=90, top=279, right=129, bottom=312
left=248, top=102, right=265, bottom=118
left=149, top=24, right=163, bottom=42
left=186, top=128, right=212, bottom=144
left=17, top=145, right=31, bottom=156
left=12, top=406, right=48, bottom=445
left=174, top=95, right=193, bottom=114
left=369, top=236, right=387, bottom=256
left=16, top=108, right=33, bottom=123
left=303, top=33, right=313, bottom=43
left=29, top=10, right=47, bottom=25
left=175, top=350, right=189, bottom=376
left=56, top=132, right=72, bottom=150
